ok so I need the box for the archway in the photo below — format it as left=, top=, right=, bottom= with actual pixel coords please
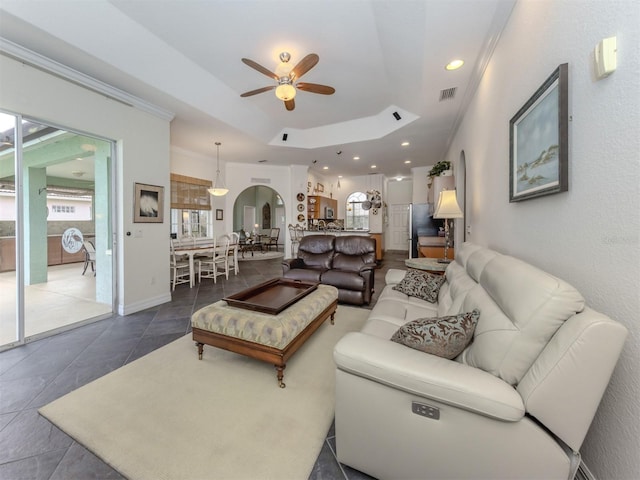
left=232, top=185, right=285, bottom=238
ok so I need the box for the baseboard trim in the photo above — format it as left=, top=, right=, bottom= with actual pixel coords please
left=119, top=293, right=171, bottom=316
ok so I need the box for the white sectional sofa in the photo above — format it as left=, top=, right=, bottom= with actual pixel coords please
left=333, top=242, right=628, bottom=480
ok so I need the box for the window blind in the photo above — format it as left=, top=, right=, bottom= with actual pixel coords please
left=170, top=173, right=212, bottom=210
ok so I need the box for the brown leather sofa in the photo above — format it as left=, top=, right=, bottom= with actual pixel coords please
left=282, top=234, right=377, bottom=305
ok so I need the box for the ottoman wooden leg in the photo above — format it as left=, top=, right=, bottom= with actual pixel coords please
left=275, top=364, right=286, bottom=388
left=196, top=342, right=204, bottom=360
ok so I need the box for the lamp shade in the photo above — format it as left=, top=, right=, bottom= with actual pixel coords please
left=208, top=141, right=228, bottom=197
left=208, top=186, right=229, bottom=196
left=433, top=190, right=463, bottom=219
left=275, top=83, right=296, bottom=101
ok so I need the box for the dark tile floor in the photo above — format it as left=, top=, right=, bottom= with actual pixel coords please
left=0, top=250, right=407, bottom=480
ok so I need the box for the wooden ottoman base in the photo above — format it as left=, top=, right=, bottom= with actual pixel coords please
left=192, top=299, right=337, bottom=388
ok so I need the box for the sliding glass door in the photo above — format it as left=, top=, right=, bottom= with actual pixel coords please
left=0, top=112, right=18, bottom=346
left=0, top=111, right=115, bottom=350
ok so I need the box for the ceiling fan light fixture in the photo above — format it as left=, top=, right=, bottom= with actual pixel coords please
left=275, top=83, right=296, bottom=101
left=208, top=141, right=229, bottom=197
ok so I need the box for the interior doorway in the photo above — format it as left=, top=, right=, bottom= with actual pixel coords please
left=243, top=206, right=256, bottom=233
left=388, top=204, right=410, bottom=251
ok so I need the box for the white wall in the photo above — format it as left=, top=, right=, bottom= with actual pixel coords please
left=445, top=1, right=640, bottom=478
left=411, top=165, right=431, bottom=204
left=0, top=54, right=172, bottom=315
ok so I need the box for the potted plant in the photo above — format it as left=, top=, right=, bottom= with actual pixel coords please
left=428, top=160, right=451, bottom=177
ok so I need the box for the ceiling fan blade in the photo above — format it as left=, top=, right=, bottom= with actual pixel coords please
left=240, top=86, right=276, bottom=97
left=290, top=54, right=319, bottom=80
left=285, top=99, right=295, bottom=111
left=241, top=58, right=278, bottom=80
left=296, top=83, right=335, bottom=95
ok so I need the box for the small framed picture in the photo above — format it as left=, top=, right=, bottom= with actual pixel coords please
left=134, top=183, right=164, bottom=223
left=317, top=183, right=324, bottom=193
left=216, top=209, right=223, bottom=221
left=307, top=181, right=311, bottom=193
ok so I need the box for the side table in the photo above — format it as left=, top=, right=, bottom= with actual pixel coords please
left=404, top=257, right=449, bottom=275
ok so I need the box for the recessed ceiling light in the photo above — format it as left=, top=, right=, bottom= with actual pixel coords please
left=353, top=156, right=360, bottom=160
left=323, top=166, right=329, bottom=170
left=371, top=165, right=377, bottom=169
left=338, top=175, right=343, bottom=178
left=401, top=141, right=410, bottom=147
left=396, top=176, right=402, bottom=181
left=404, top=160, right=411, bottom=164
left=445, top=59, right=464, bottom=71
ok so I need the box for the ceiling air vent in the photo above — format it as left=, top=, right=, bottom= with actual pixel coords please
left=439, top=87, right=457, bottom=101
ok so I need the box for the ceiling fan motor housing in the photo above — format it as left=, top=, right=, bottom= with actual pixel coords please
left=241, top=52, right=333, bottom=110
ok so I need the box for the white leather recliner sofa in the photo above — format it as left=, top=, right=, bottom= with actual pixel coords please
left=333, top=243, right=628, bottom=480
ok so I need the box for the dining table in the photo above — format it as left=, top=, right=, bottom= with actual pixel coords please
left=173, top=244, right=215, bottom=288
left=174, top=241, right=239, bottom=287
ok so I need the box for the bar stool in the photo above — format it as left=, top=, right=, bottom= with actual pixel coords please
left=288, top=224, right=304, bottom=257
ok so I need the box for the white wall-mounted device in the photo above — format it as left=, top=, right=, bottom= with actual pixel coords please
left=594, top=36, right=617, bottom=79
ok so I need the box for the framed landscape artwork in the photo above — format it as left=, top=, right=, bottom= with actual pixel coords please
left=134, top=182, right=164, bottom=223
left=216, top=209, right=223, bottom=221
left=509, top=63, right=568, bottom=202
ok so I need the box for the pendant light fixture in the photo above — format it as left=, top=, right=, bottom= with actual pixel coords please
left=208, top=141, right=229, bottom=197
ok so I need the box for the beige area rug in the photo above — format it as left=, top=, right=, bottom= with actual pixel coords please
left=39, top=306, right=369, bottom=480
left=238, top=250, right=284, bottom=261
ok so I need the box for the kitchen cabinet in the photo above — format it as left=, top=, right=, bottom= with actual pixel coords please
left=0, top=238, right=16, bottom=272
left=369, top=233, right=383, bottom=261
left=0, top=235, right=90, bottom=272
left=428, top=175, right=455, bottom=205
left=307, top=196, right=337, bottom=220
left=417, top=235, right=454, bottom=260
left=419, top=245, right=454, bottom=260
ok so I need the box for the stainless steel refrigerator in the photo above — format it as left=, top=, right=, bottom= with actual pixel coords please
left=408, top=203, right=440, bottom=258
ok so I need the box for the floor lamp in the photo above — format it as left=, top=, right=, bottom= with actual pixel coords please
left=433, top=190, right=463, bottom=263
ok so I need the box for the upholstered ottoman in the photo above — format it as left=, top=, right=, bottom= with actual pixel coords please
left=191, top=284, right=339, bottom=387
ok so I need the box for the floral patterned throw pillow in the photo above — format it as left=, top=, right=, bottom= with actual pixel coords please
left=392, top=268, right=445, bottom=303
left=390, top=309, right=481, bottom=359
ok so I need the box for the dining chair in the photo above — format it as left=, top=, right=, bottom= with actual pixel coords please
left=170, top=239, right=191, bottom=290
left=264, top=227, right=280, bottom=251
left=81, top=240, right=96, bottom=276
left=228, top=232, right=240, bottom=275
left=199, top=235, right=230, bottom=283
left=173, top=235, right=192, bottom=261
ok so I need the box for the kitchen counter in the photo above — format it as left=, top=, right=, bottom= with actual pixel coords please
left=302, top=229, right=370, bottom=235
left=0, top=233, right=94, bottom=272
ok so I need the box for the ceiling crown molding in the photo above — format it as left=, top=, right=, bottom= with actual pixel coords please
left=0, top=38, right=175, bottom=122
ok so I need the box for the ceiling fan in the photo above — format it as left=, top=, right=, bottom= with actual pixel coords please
left=240, top=52, right=335, bottom=111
